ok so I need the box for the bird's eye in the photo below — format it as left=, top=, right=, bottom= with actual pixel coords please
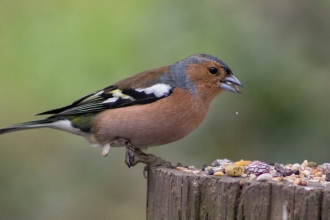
left=208, top=67, right=218, bottom=74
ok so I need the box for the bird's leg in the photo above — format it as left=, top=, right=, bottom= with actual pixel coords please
left=116, top=137, right=173, bottom=169
left=125, top=143, right=135, bottom=168
left=116, top=138, right=135, bottom=168
left=127, top=148, right=173, bottom=169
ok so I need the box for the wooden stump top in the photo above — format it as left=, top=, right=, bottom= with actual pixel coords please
left=147, top=167, right=330, bottom=220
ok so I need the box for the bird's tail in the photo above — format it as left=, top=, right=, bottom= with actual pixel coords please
left=0, top=118, right=56, bottom=135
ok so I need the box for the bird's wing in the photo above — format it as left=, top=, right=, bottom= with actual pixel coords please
left=36, top=67, right=175, bottom=116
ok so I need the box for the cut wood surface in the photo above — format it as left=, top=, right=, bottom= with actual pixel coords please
left=146, top=167, right=330, bottom=220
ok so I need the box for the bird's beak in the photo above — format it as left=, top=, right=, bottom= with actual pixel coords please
left=219, top=75, right=243, bottom=93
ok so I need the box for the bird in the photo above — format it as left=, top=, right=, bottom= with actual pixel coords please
left=0, top=54, right=242, bottom=168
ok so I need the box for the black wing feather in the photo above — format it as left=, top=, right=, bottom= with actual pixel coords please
left=36, top=92, right=100, bottom=115
left=36, top=85, right=173, bottom=116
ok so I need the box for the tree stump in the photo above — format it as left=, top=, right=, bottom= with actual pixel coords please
left=146, top=167, right=330, bottom=220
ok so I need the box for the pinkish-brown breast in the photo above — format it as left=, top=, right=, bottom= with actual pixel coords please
left=92, top=88, right=212, bottom=147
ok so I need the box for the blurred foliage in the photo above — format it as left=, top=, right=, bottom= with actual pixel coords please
left=0, top=0, right=329, bottom=219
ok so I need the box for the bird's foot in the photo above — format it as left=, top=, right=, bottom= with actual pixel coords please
left=141, top=155, right=175, bottom=178
left=124, top=147, right=173, bottom=169
left=119, top=137, right=173, bottom=172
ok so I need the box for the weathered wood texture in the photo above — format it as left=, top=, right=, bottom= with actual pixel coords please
left=147, top=167, right=330, bottom=220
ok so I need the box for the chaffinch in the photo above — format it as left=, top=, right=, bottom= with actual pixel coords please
left=0, top=54, right=242, bottom=167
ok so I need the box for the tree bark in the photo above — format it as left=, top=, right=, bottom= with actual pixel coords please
left=147, top=167, right=330, bottom=220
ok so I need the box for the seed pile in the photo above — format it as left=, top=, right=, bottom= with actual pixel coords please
left=175, top=159, right=330, bottom=187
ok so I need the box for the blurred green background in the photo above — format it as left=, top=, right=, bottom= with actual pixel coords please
left=0, top=0, right=329, bottom=219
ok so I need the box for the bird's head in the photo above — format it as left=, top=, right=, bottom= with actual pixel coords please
left=170, top=54, right=243, bottom=101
